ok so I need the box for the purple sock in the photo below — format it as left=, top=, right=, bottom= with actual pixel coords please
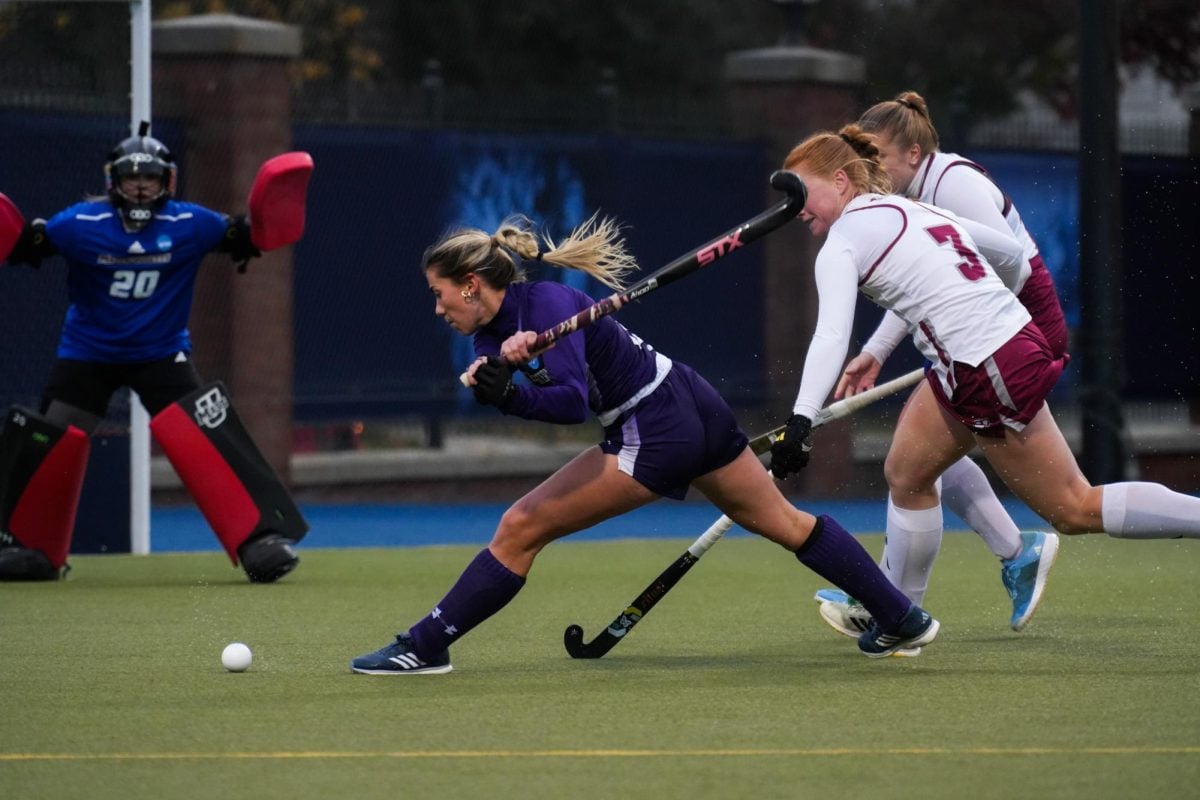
left=795, top=514, right=912, bottom=631
left=408, top=548, right=526, bottom=659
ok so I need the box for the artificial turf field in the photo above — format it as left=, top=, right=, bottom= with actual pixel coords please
left=2, top=531, right=1198, bottom=799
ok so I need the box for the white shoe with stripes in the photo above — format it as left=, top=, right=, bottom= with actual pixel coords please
left=350, top=634, right=453, bottom=675
left=818, top=599, right=922, bottom=658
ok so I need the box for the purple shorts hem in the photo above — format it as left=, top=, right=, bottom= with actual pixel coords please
left=598, top=362, right=747, bottom=500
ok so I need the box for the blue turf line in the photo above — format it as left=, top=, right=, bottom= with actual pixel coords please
left=147, top=500, right=1053, bottom=553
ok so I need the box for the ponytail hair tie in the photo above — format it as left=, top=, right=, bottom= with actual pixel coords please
left=534, top=251, right=544, bottom=261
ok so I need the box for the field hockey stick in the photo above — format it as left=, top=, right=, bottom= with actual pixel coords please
left=459, top=170, right=806, bottom=387
left=563, top=367, right=924, bottom=659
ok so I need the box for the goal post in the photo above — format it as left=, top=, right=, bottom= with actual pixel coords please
left=59, top=0, right=153, bottom=555
left=128, top=0, right=152, bottom=555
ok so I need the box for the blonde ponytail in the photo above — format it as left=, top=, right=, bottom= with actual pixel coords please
left=424, top=213, right=639, bottom=292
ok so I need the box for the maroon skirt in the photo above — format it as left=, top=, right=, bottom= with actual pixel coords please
left=928, top=323, right=1067, bottom=438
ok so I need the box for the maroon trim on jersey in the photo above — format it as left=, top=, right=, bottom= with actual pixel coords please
left=913, top=155, right=937, bottom=198
left=934, top=159, right=1013, bottom=217
left=847, top=203, right=908, bottom=285
left=918, top=321, right=955, bottom=391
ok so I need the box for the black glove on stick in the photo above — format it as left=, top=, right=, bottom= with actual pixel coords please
left=472, top=357, right=515, bottom=407
left=768, top=413, right=813, bottom=478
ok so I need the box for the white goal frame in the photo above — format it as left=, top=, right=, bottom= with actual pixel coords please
left=81, top=0, right=154, bottom=554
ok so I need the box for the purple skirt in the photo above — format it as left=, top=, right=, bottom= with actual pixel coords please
left=599, top=361, right=748, bottom=500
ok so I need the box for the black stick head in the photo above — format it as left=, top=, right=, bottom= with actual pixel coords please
left=564, top=624, right=589, bottom=658
left=564, top=624, right=614, bottom=659
left=769, top=170, right=807, bottom=213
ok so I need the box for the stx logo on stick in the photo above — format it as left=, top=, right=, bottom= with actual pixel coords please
left=696, top=229, right=745, bottom=266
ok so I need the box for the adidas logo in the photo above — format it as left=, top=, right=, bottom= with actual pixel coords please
left=127, top=241, right=146, bottom=254
left=387, top=652, right=427, bottom=670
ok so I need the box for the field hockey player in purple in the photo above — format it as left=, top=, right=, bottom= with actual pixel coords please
left=350, top=213, right=939, bottom=674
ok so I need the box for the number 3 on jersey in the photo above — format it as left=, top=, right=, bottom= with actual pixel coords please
left=110, top=269, right=160, bottom=299
left=926, top=224, right=986, bottom=281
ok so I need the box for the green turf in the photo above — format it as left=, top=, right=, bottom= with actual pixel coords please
left=2, top=532, right=1198, bottom=799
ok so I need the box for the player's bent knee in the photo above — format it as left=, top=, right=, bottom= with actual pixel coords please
left=493, top=503, right=554, bottom=553
left=882, top=459, right=938, bottom=498
left=494, top=504, right=534, bottom=540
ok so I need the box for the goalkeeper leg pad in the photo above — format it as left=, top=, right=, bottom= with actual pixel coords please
left=0, top=407, right=90, bottom=571
left=150, top=383, right=307, bottom=565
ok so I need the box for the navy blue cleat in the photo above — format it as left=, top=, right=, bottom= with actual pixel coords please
left=858, top=605, right=940, bottom=659
left=350, top=634, right=452, bottom=675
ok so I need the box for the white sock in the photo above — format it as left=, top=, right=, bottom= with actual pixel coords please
left=1101, top=483, right=1200, bottom=539
left=882, top=495, right=944, bottom=605
left=939, top=456, right=1023, bottom=560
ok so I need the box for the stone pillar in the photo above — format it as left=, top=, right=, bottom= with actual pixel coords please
left=152, top=14, right=301, bottom=481
left=725, top=45, right=866, bottom=497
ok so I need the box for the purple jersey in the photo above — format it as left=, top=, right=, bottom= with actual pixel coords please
left=474, top=281, right=747, bottom=498
left=473, top=282, right=663, bottom=425
left=44, top=198, right=228, bottom=363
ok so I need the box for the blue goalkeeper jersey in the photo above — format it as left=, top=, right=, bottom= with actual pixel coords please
left=44, top=199, right=229, bottom=363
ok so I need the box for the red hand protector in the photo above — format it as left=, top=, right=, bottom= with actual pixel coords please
left=0, top=192, right=27, bottom=262
left=247, top=152, right=313, bottom=251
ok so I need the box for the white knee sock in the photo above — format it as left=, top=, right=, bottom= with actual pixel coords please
left=882, top=496, right=944, bottom=605
left=1101, top=483, right=1200, bottom=539
left=939, top=456, right=1023, bottom=560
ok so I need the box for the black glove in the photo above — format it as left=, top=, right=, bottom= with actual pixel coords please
left=472, top=357, right=515, bottom=407
left=221, top=214, right=262, bottom=273
left=6, top=219, right=53, bottom=267
left=769, top=414, right=813, bottom=478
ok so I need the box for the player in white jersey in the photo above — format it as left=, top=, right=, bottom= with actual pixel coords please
left=769, top=125, right=1200, bottom=652
left=811, top=92, right=1069, bottom=638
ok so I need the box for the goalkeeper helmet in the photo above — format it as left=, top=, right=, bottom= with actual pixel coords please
left=105, top=124, right=175, bottom=231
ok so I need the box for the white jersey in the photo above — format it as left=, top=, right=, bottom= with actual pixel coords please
left=861, top=151, right=1040, bottom=366
left=909, top=151, right=1038, bottom=289
left=792, top=193, right=1031, bottom=418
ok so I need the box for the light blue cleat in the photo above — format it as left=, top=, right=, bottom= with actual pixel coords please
left=1000, top=531, right=1060, bottom=631
left=813, top=587, right=851, bottom=605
